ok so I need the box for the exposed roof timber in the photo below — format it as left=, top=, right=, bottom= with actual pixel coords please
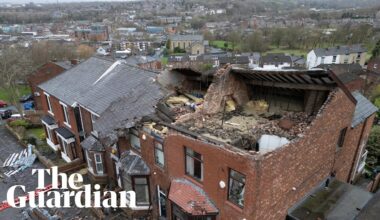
left=328, top=69, right=357, bottom=104
left=247, top=80, right=333, bottom=91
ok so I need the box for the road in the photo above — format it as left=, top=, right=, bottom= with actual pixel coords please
left=0, top=120, right=50, bottom=219
left=0, top=122, right=96, bottom=219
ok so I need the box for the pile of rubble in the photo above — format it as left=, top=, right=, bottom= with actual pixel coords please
left=179, top=108, right=313, bottom=150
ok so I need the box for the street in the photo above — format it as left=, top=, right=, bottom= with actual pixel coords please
left=0, top=122, right=96, bottom=219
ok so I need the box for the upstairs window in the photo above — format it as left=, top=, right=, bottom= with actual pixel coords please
left=337, top=127, right=348, bottom=148
left=154, top=142, right=165, bottom=168
left=321, top=56, right=325, bottom=64
left=332, top=56, right=337, bottom=63
left=91, top=113, right=99, bottom=131
left=45, top=93, right=53, bottom=113
left=185, top=147, right=203, bottom=181
left=228, top=169, right=246, bottom=207
left=61, top=104, right=70, bottom=126
left=130, top=128, right=141, bottom=150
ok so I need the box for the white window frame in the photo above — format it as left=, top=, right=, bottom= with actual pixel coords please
left=44, top=92, right=53, bottom=115
left=130, top=128, right=141, bottom=151
left=86, top=150, right=94, bottom=173
left=58, top=136, right=71, bottom=162
left=154, top=142, right=165, bottom=168
left=60, top=102, right=71, bottom=128
left=94, top=153, right=104, bottom=175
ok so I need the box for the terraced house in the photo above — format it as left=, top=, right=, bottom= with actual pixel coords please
left=38, top=56, right=377, bottom=220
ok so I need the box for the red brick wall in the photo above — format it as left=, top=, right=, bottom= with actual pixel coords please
left=254, top=89, right=368, bottom=220
left=138, top=89, right=373, bottom=220
left=95, top=88, right=374, bottom=220
left=40, top=92, right=83, bottom=161
left=28, top=62, right=66, bottom=110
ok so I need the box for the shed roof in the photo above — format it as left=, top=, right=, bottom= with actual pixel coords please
left=169, top=178, right=218, bottom=216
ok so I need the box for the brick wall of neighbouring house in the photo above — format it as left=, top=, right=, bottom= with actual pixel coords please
left=131, top=88, right=375, bottom=220
left=254, top=89, right=374, bottom=220
left=40, top=92, right=84, bottom=161
left=28, top=62, right=66, bottom=110
left=344, top=78, right=365, bottom=92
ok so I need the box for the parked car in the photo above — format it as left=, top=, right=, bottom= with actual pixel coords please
left=19, top=94, right=33, bottom=103
left=0, top=107, right=12, bottom=119
left=23, top=101, right=34, bottom=110
left=0, top=100, right=7, bottom=108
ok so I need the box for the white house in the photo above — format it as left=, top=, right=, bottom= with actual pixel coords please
left=306, top=44, right=367, bottom=69
left=257, top=53, right=293, bottom=70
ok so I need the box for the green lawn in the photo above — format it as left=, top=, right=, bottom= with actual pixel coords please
left=0, top=85, right=31, bottom=103
left=26, top=127, right=45, bottom=140
left=210, top=40, right=237, bottom=50
left=161, top=57, right=168, bottom=65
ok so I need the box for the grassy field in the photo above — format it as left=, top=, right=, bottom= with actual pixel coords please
left=0, top=85, right=31, bottom=103
left=210, top=40, right=237, bottom=50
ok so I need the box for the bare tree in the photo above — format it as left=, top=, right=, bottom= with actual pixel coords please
left=0, top=47, right=34, bottom=115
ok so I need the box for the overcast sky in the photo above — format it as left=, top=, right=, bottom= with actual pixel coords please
left=0, top=0, right=139, bottom=3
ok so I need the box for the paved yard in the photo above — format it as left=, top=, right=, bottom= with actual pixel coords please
left=0, top=123, right=96, bottom=219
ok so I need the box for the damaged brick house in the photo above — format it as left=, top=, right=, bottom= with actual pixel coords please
left=78, top=63, right=377, bottom=219
left=37, top=56, right=159, bottom=167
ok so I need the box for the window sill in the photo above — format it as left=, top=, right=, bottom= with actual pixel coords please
left=184, top=175, right=203, bottom=187
left=225, top=200, right=244, bottom=213
left=64, top=122, right=71, bottom=128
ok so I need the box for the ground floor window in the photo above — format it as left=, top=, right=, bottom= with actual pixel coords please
left=134, top=177, right=150, bottom=206
left=122, top=175, right=150, bottom=206
left=94, top=153, right=104, bottom=174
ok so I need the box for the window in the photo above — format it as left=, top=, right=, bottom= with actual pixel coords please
left=134, top=177, right=150, bottom=205
left=130, top=128, right=141, bottom=150
left=86, top=150, right=93, bottom=172
left=154, top=142, right=164, bottom=167
left=321, top=56, right=325, bottom=64
left=61, top=104, right=70, bottom=126
left=94, top=153, right=104, bottom=174
left=332, top=56, right=337, bottom=63
left=59, top=137, right=68, bottom=155
left=45, top=93, right=53, bottom=114
left=185, top=147, right=203, bottom=181
left=337, top=127, right=347, bottom=148
left=228, top=169, right=246, bottom=207
left=90, top=113, right=98, bottom=131
left=344, top=55, right=349, bottom=64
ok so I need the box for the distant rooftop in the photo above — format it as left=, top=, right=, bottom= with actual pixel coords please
left=313, top=44, right=367, bottom=57
left=169, top=34, right=203, bottom=42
